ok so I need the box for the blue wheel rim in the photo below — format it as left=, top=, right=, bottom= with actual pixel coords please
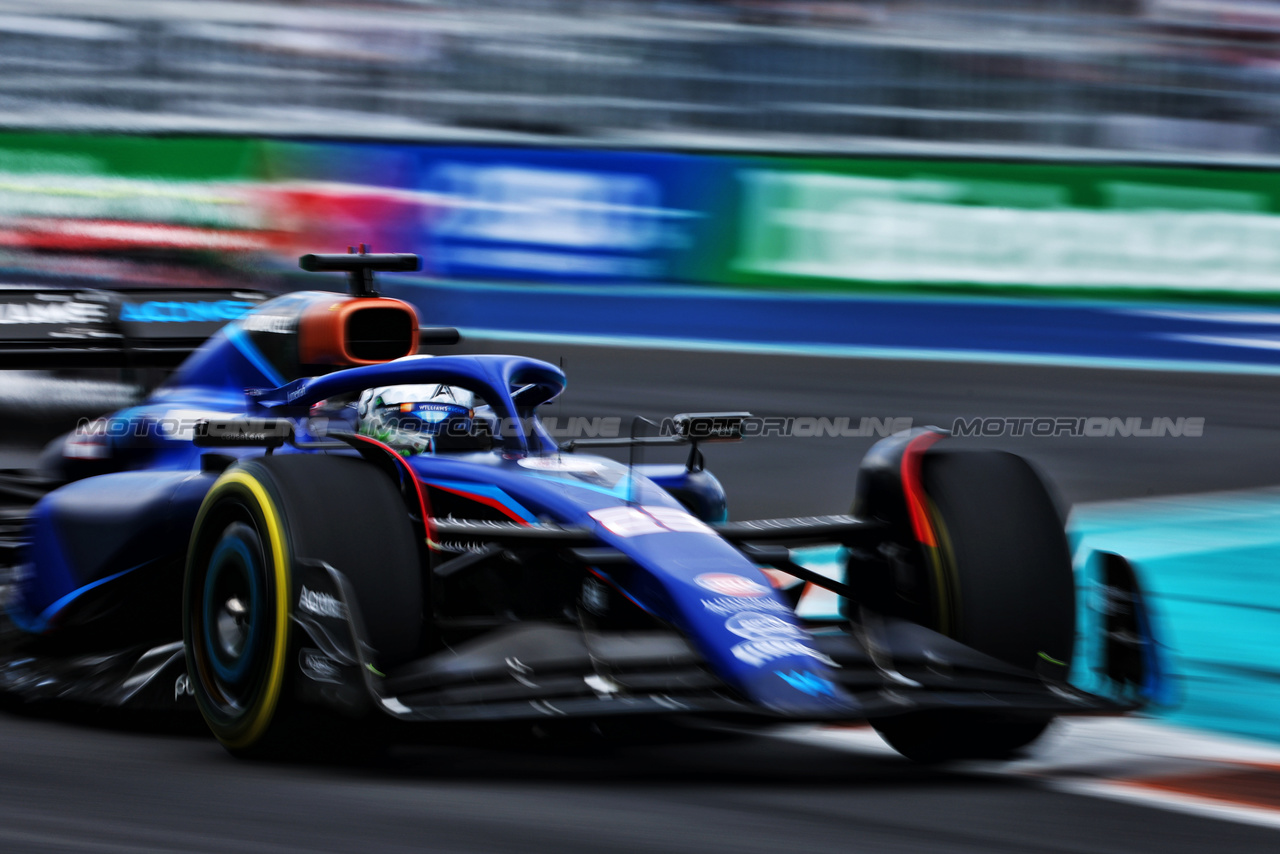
left=202, top=530, right=264, bottom=685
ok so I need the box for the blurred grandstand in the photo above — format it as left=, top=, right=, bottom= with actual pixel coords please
left=0, top=0, right=1278, bottom=162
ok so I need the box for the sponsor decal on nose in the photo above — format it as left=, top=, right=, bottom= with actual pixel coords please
left=724, top=612, right=804, bottom=641
left=695, top=573, right=769, bottom=597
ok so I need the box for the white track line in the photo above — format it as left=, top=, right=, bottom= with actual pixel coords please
left=776, top=717, right=1280, bottom=831
left=1053, top=780, right=1280, bottom=832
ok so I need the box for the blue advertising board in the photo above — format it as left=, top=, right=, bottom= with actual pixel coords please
left=415, top=147, right=717, bottom=283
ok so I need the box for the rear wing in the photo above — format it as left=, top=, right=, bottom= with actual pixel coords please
left=0, top=288, right=269, bottom=368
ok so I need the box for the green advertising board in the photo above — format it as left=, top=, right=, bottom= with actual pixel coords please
left=1, top=130, right=1279, bottom=300
left=715, top=157, right=1280, bottom=298
left=0, top=132, right=263, bottom=230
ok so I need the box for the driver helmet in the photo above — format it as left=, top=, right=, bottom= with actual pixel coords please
left=357, top=383, right=475, bottom=454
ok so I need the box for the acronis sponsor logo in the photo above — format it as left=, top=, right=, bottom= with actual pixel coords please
left=120, top=299, right=256, bottom=324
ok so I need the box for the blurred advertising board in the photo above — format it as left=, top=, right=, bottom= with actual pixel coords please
left=258, top=140, right=425, bottom=264
left=716, top=158, right=1280, bottom=297
left=416, top=148, right=710, bottom=283
left=5, top=131, right=1280, bottom=299
left=0, top=133, right=270, bottom=286
left=262, top=143, right=716, bottom=284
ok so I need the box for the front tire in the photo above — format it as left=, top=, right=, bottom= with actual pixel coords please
left=183, top=454, right=423, bottom=758
left=870, top=449, right=1075, bottom=762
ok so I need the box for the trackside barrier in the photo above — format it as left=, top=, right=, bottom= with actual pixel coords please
left=1, top=131, right=1280, bottom=299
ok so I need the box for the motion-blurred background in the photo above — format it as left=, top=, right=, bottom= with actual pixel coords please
left=3, top=0, right=1280, bottom=295
left=3, top=2, right=1280, bottom=843
left=5, top=0, right=1280, bottom=156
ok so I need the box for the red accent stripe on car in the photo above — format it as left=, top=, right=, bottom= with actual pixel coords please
left=901, top=431, right=944, bottom=547
left=344, top=434, right=434, bottom=544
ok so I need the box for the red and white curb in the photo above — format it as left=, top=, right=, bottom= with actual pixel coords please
left=776, top=717, right=1280, bottom=831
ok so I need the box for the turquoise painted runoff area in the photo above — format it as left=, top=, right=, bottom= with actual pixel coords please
left=1071, top=491, right=1280, bottom=744
left=794, top=491, right=1280, bottom=743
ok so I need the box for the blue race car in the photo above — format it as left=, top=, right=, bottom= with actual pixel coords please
left=0, top=252, right=1165, bottom=762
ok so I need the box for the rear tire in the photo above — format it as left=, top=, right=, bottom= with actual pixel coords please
left=870, top=449, right=1075, bottom=762
left=183, top=454, right=423, bottom=758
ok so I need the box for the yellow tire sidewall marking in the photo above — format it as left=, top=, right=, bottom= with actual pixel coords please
left=192, top=467, right=291, bottom=750
left=923, top=497, right=959, bottom=639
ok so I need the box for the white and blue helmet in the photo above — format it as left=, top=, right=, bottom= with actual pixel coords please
left=357, top=383, right=476, bottom=453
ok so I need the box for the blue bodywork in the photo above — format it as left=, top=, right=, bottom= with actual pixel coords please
left=13, top=290, right=856, bottom=717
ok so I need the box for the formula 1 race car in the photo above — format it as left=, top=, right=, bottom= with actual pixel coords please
left=0, top=251, right=1166, bottom=762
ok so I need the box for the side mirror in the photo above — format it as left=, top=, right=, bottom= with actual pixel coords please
left=193, top=418, right=294, bottom=450
left=669, top=412, right=752, bottom=443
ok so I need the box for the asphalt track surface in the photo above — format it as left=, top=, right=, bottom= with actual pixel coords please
left=1, top=344, right=1279, bottom=853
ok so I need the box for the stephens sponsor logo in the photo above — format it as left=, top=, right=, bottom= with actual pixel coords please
left=298, top=586, right=345, bottom=619
left=695, top=573, right=769, bottom=598
left=731, top=639, right=835, bottom=668
left=724, top=611, right=805, bottom=641
left=701, top=596, right=789, bottom=616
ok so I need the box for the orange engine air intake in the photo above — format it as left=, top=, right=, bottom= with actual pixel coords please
left=297, top=297, right=419, bottom=367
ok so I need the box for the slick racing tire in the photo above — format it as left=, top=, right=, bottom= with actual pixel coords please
left=183, top=454, right=423, bottom=758
left=870, top=449, right=1075, bottom=763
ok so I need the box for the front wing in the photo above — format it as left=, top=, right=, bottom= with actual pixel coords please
left=288, top=556, right=1145, bottom=726
left=0, top=518, right=1158, bottom=725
